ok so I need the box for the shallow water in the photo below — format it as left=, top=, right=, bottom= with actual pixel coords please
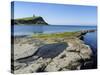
left=12, top=25, right=96, bottom=36
left=84, top=31, right=97, bottom=55
left=83, top=31, right=97, bottom=69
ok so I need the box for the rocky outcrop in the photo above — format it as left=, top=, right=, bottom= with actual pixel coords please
left=12, top=30, right=95, bottom=74
left=11, top=17, right=48, bottom=25
left=76, top=29, right=96, bottom=40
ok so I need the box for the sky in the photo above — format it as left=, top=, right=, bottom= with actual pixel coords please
left=12, top=1, right=97, bottom=25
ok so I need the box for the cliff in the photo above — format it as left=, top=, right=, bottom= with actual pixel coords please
left=11, top=16, right=48, bottom=25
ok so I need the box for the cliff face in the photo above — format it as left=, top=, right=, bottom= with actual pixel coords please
left=11, top=17, right=48, bottom=25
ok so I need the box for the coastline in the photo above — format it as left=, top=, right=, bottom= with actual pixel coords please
left=12, top=30, right=96, bottom=74
left=12, top=16, right=48, bottom=25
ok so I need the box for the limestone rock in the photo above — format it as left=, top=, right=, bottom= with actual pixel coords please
left=12, top=36, right=93, bottom=74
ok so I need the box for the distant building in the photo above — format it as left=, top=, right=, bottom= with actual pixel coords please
left=33, top=14, right=35, bottom=17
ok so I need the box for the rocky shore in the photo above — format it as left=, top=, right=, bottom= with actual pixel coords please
left=11, top=30, right=96, bottom=74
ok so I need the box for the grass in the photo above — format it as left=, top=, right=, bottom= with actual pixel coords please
left=32, top=32, right=80, bottom=38
left=15, top=16, right=41, bottom=20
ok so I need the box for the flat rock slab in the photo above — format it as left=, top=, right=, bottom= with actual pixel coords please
left=14, top=44, right=38, bottom=60
left=36, top=42, right=68, bottom=58
left=16, top=42, right=68, bottom=63
left=13, top=36, right=93, bottom=74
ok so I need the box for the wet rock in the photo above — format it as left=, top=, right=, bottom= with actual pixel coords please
left=36, top=42, right=68, bottom=58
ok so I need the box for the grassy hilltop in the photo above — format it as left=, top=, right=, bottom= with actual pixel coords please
left=11, top=15, right=48, bottom=25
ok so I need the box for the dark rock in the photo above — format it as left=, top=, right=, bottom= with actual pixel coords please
left=36, top=42, right=68, bottom=58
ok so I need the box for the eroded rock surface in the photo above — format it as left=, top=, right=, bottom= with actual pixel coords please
left=12, top=36, right=93, bottom=74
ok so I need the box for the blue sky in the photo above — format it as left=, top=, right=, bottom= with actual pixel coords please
left=12, top=1, right=97, bottom=25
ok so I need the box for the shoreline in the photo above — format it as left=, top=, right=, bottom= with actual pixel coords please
left=12, top=30, right=97, bottom=74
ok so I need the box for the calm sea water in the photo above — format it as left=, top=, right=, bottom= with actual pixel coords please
left=12, top=25, right=96, bottom=36
left=84, top=31, right=97, bottom=55
left=12, top=25, right=97, bottom=55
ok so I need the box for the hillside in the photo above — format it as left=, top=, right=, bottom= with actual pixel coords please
left=11, top=16, right=48, bottom=25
